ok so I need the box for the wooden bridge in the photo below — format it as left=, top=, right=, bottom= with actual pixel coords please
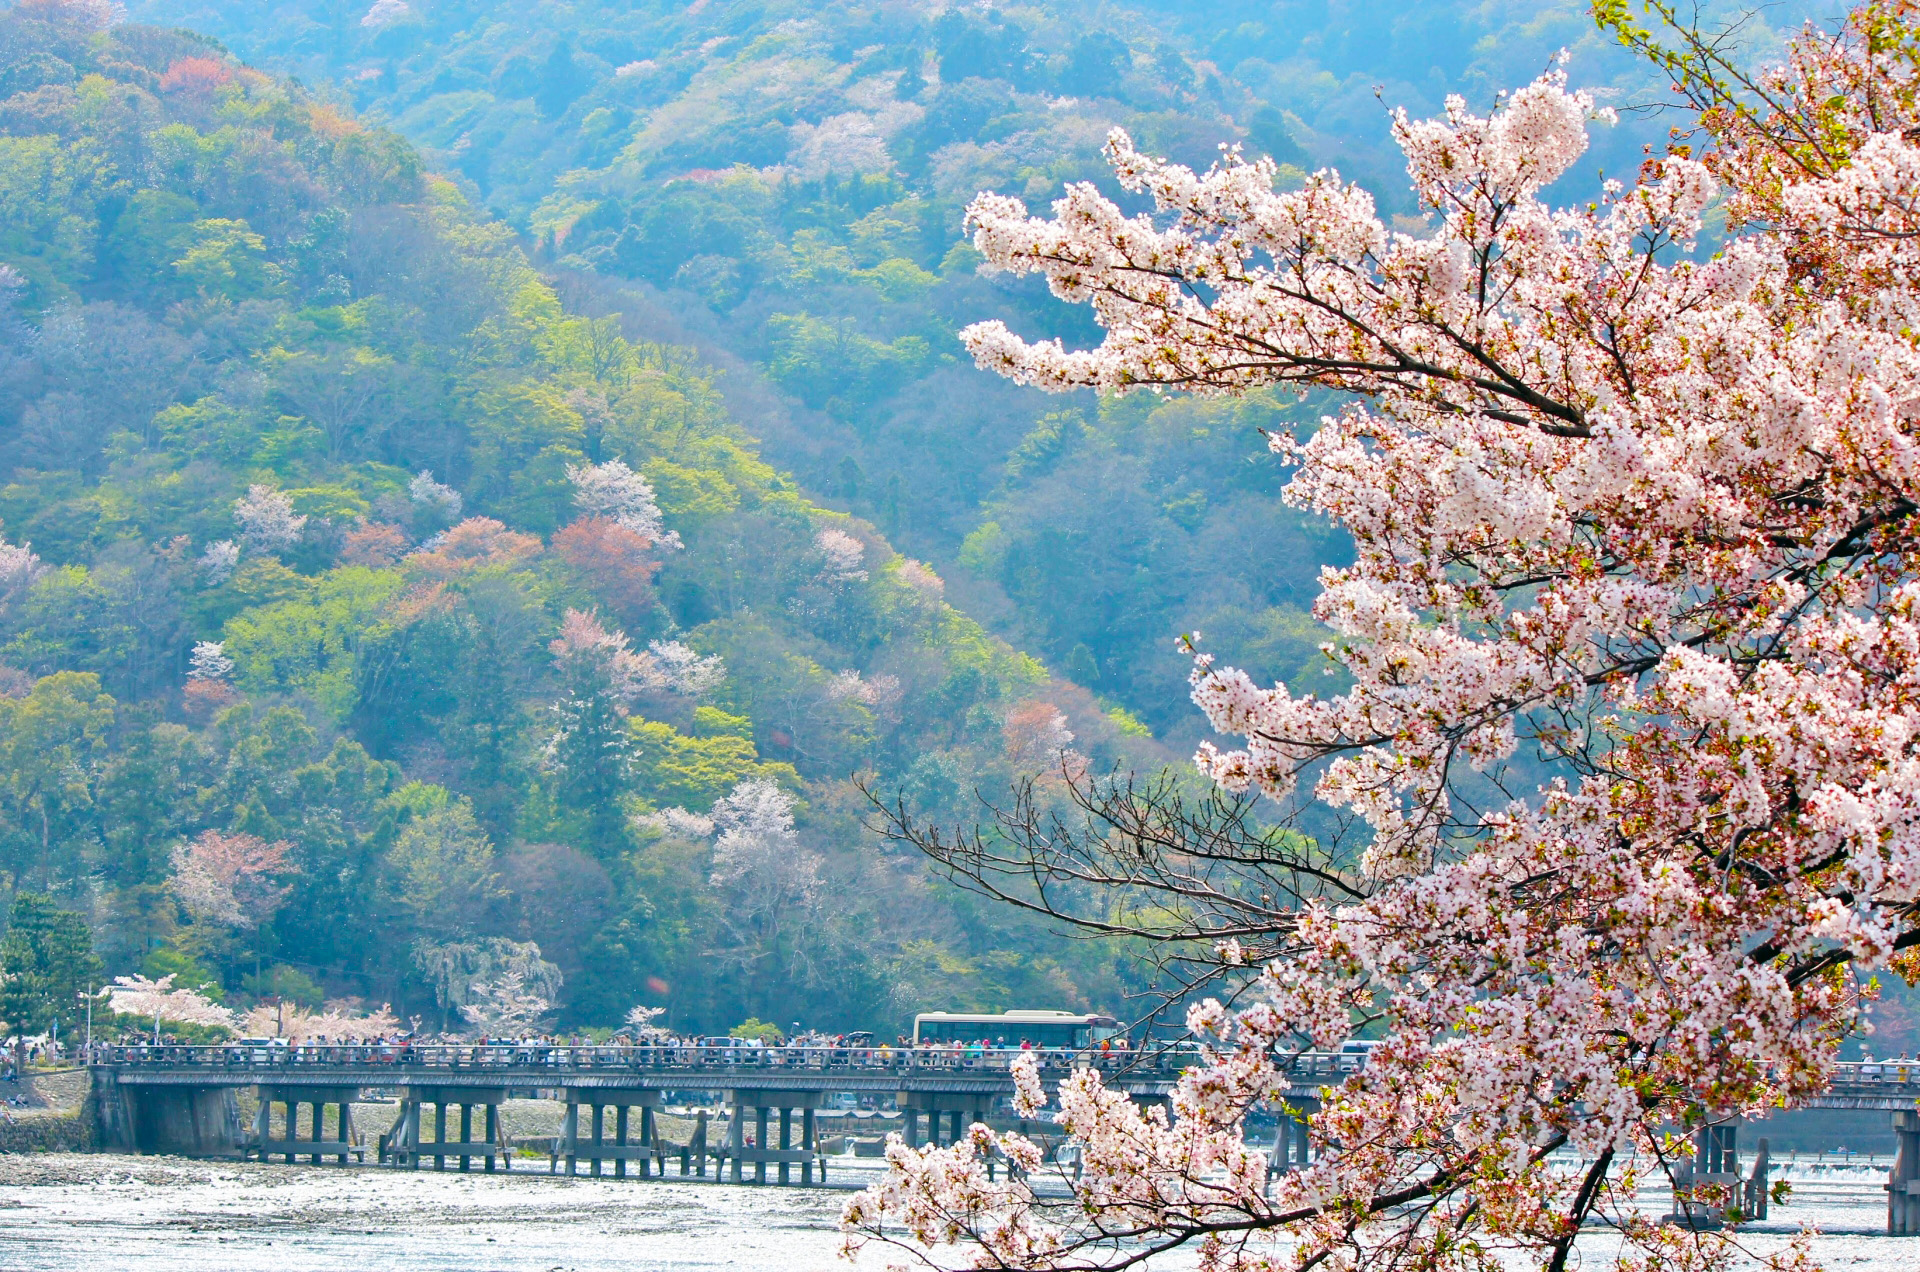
left=86, top=1044, right=1920, bottom=1229
left=89, top=1040, right=1205, bottom=1183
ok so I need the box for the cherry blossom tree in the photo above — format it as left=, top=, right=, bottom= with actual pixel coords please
left=1000, top=700, right=1076, bottom=772
left=460, top=971, right=552, bottom=1036
left=240, top=1001, right=400, bottom=1043
left=644, top=639, right=726, bottom=696
left=186, top=641, right=232, bottom=683
left=197, top=538, right=238, bottom=583
left=846, top=5, right=1920, bottom=1271
left=232, top=484, right=306, bottom=556
left=168, top=830, right=293, bottom=931
left=407, top=469, right=462, bottom=521
left=405, top=517, right=542, bottom=578
left=109, top=973, right=234, bottom=1042
left=813, top=526, right=868, bottom=582
left=0, top=535, right=43, bottom=604
left=708, top=778, right=824, bottom=1008
left=183, top=641, right=238, bottom=717
left=566, top=459, right=681, bottom=549
left=552, top=516, right=661, bottom=626
left=545, top=608, right=648, bottom=847
left=411, top=937, right=561, bottom=1033
left=340, top=520, right=409, bottom=566
left=894, top=557, right=944, bottom=601
left=632, top=805, right=716, bottom=839
left=623, top=1003, right=672, bottom=1042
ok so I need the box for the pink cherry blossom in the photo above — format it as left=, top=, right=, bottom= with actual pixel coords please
left=845, top=7, right=1920, bottom=1272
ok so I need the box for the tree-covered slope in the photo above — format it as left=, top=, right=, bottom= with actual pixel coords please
left=111, top=0, right=1808, bottom=743
left=0, top=3, right=1153, bottom=1033
left=110, top=0, right=1358, bottom=738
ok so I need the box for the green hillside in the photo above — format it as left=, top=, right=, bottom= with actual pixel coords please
left=0, top=3, right=1154, bottom=1033
left=108, top=0, right=1804, bottom=740
left=113, top=0, right=1364, bottom=737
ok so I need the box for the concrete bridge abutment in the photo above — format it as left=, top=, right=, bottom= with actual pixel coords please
left=91, top=1073, right=244, bottom=1157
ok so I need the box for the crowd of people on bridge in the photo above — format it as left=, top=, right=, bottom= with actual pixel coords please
left=87, top=1026, right=1144, bottom=1062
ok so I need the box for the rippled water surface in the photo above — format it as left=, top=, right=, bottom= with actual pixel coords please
left=0, top=1154, right=1913, bottom=1270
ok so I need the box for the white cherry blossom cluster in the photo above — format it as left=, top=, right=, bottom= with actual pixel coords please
left=233, top=484, right=306, bottom=556
left=813, top=526, right=869, bottom=581
left=548, top=607, right=652, bottom=702
left=849, top=7, right=1920, bottom=1271
left=459, top=971, right=552, bottom=1034
left=895, top=557, right=945, bottom=600
left=407, top=468, right=462, bottom=519
left=632, top=806, right=716, bottom=839
left=644, top=639, right=725, bottom=696
left=0, top=535, right=44, bottom=604
left=566, top=458, right=681, bottom=549
left=239, top=1002, right=399, bottom=1043
left=109, top=974, right=235, bottom=1032
left=187, top=640, right=233, bottom=683
left=623, top=1003, right=672, bottom=1043
left=548, top=612, right=722, bottom=700
left=708, top=777, right=821, bottom=902
left=198, top=539, right=239, bottom=583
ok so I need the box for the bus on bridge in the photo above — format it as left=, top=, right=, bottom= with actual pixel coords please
left=910, top=1010, right=1121, bottom=1048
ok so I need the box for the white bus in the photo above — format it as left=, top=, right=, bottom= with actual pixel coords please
left=911, top=1010, right=1121, bottom=1048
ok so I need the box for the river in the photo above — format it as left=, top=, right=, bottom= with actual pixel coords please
left=0, top=1153, right=1911, bottom=1270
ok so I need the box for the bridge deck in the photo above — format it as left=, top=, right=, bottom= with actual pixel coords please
left=93, top=1042, right=1201, bottom=1095
left=87, top=1045, right=1920, bottom=1109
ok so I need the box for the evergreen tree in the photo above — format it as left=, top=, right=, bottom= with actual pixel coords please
left=0, top=893, right=104, bottom=1072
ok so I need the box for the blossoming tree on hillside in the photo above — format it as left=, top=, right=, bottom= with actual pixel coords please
left=169, top=830, right=293, bottom=931
left=845, top=4, right=1920, bottom=1270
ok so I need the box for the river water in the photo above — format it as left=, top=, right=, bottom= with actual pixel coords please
left=0, top=1153, right=1912, bottom=1270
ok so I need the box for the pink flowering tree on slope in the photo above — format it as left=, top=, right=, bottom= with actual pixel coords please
left=844, top=5, right=1920, bottom=1271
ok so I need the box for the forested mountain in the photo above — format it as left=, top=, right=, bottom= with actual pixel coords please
left=0, top=2, right=1158, bottom=1036
left=109, top=0, right=1363, bottom=735
left=110, top=0, right=1805, bottom=739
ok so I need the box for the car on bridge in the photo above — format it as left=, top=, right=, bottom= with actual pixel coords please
left=234, top=1036, right=289, bottom=1062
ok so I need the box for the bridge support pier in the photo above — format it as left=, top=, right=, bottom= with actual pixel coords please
left=107, top=1082, right=244, bottom=1157
left=391, top=1088, right=508, bottom=1172
left=725, top=1089, right=822, bottom=1184
left=1668, top=1119, right=1747, bottom=1229
left=254, top=1086, right=363, bottom=1164
left=687, top=1108, right=708, bottom=1177
left=898, top=1091, right=994, bottom=1150
left=1271, top=1111, right=1313, bottom=1173
left=1892, top=1110, right=1920, bottom=1235
left=558, top=1088, right=661, bottom=1179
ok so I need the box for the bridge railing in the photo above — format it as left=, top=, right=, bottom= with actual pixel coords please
left=87, top=1043, right=1919, bottom=1093
left=88, top=1041, right=1204, bottom=1079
